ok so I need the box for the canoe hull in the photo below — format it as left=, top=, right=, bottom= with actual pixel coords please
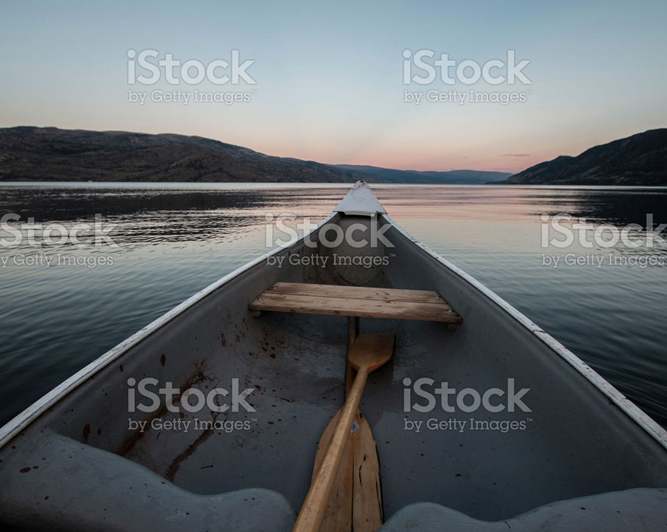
left=1, top=199, right=666, bottom=529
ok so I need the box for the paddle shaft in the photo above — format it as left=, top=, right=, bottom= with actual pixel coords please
left=293, top=365, right=370, bottom=532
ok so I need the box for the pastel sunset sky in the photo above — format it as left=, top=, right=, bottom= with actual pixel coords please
left=1, top=0, right=665, bottom=173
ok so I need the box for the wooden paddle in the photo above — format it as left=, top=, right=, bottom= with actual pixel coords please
left=310, top=410, right=354, bottom=532
left=293, top=333, right=394, bottom=532
left=309, top=409, right=383, bottom=532
left=307, top=318, right=382, bottom=532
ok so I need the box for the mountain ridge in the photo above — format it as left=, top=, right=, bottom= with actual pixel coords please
left=503, top=129, right=667, bottom=186
left=0, top=126, right=364, bottom=183
left=333, top=164, right=511, bottom=184
left=0, top=126, right=511, bottom=184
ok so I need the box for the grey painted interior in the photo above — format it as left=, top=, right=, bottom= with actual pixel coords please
left=1, top=205, right=666, bottom=531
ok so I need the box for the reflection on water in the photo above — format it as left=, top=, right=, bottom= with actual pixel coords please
left=0, top=185, right=342, bottom=250
left=0, top=183, right=665, bottom=429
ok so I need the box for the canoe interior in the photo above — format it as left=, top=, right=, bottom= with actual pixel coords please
left=1, top=212, right=666, bottom=528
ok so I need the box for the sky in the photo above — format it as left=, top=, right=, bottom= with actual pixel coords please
left=1, top=0, right=666, bottom=173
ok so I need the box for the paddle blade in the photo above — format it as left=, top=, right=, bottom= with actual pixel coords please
left=348, top=333, right=394, bottom=373
left=311, top=410, right=383, bottom=532
left=352, top=411, right=383, bottom=532
left=313, top=410, right=353, bottom=532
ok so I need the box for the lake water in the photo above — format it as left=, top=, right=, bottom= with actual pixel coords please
left=0, top=183, right=666, bottom=429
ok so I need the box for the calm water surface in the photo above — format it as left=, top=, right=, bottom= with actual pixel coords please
left=0, top=183, right=666, bottom=428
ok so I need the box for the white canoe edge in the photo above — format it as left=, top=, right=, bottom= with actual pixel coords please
left=2, top=203, right=666, bottom=454
left=384, top=213, right=667, bottom=452
left=334, top=180, right=386, bottom=216
left=0, top=213, right=337, bottom=449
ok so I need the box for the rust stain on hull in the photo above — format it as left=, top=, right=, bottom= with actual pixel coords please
left=114, top=361, right=211, bottom=457
left=164, top=417, right=217, bottom=482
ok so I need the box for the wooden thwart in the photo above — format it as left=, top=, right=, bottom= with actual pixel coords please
left=250, top=282, right=462, bottom=324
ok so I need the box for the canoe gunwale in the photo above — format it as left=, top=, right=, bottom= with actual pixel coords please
left=0, top=212, right=338, bottom=450
left=2, top=202, right=666, bottom=455
left=382, top=213, right=667, bottom=452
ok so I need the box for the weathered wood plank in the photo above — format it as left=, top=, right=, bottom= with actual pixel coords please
left=270, top=282, right=447, bottom=304
left=352, top=411, right=383, bottom=532
left=250, top=291, right=461, bottom=323
left=312, top=410, right=354, bottom=532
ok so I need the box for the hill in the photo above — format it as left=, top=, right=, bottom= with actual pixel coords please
left=334, top=164, right=511, bottom=184
left=0, top=127, right=365, bottom=183
left=0, top=127, right=512, bottom=184
left=503, top=129, right=667, bottom=186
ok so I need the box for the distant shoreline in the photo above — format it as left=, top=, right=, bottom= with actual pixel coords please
left=1, top=126, right=665, bottom=186
left=2, top=181, right=666, bottom=191
left=0, top=126, right=510, bottom=185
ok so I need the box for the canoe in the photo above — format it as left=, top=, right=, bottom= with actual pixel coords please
left=1, top=181, right=666, bottom=531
